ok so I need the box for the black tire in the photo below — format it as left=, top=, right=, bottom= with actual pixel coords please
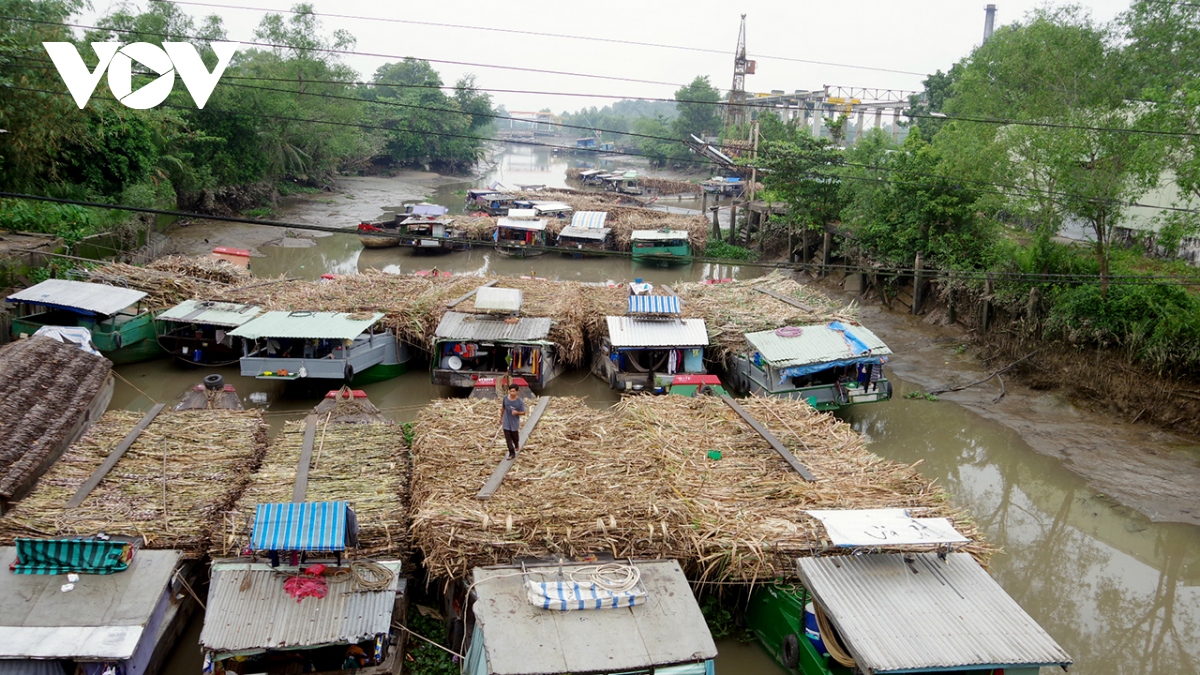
left=112, top=332, right=123, bottom=350
left=343, top=363, right=354, bottom=382
left=203, top=374, right=224, bottom=391
left=883, top=380, right=893, bottom=400
left=780, top=633, right=801, bottom=669
left=608, top=367, right=617, bottom=391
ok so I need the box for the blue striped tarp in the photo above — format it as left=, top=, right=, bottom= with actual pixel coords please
left=628, top=295, right=680, bottom=315
left=251, top=501, right=347, bottom=552
left=525, top=579, right=647, bottom=611
left=570, top=211, right=609, bottom=229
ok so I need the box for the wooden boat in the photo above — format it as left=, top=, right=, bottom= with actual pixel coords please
left=512, top=199, right=574, bottom=220
left=592, top=295, right=709, bottom=392
left=745, top=510, right=1072, bottom=675
left=431, top=287, right=563, bottom=391
left=156, top=299, right=262, bottom=367
left=468, top=376, right=536, bottom=401
left=728, top=322, right=893, bottom=411
left=460, top=559, right=717, bottom=675
left=494, top=209, right=548, bottom=258
left=667, top=373, right=728, bottom=397
left=630, top=229, right=691, bottom=266
left=6, top=279, right=164, bottom=364
left=0, top=542, right=200, bottom=675
left=469, top=191, right=517, bottom=216
left=230, top=311, right=410, bottom=384
left=358, top=214, right=403, bottom=248
left=556, top=211, right=611, bottom=257
left=175, top=374, right=242, bottom=411
left=398, top=214, right=468, bottom=254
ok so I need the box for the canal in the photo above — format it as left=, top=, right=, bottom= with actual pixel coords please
left=135, top=147, right=1200, bottom=675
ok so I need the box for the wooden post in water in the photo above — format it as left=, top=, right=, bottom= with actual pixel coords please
left=982, top=273, right=994, bottom=332
left=729, top=202, right=739, bottom=244
left=711, top=206, right=720, bottom=239
left=912, top=251, right=925, bottom=315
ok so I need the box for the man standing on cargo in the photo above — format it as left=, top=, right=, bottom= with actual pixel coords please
left=501, top=384, right=526, bottom=460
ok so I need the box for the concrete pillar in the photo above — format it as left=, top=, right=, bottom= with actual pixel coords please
left=874, top=109, right=882, bottom=129
left=855, top=111, right=864, bottom=145
left=892, top=109, right=901, bottom=141
left=813, top=106, right=823, bottom=139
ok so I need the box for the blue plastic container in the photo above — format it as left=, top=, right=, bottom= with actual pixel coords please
left=804, top=602, right=827, bottom=655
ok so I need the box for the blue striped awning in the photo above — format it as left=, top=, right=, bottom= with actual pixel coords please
left=628, top=295, right=680, bottom=315
left=251, top=501, right=347, bottom=552
left=570, top=211, right=609, bottom=229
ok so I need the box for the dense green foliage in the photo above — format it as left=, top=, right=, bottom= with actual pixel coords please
left=0, top=0, right=495, bottom=235
left=403, top=606, right=457, bottom=675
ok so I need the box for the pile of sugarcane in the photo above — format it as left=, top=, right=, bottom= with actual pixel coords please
left=214, top=405, right=409, bottom=558
left=0, top=337, right=111, bottom=501
left=674, top=271, right=856, bottom=363
left=0, top=409, right=268, bottom=556
left=83, top=260, right=245, bottom=308
left=410, top=395, right=988, bottom=582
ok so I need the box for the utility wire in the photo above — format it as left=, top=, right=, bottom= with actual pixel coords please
left=4, top=190, right=1200, bottom=287
left=148, top=0, right=930, bottom=77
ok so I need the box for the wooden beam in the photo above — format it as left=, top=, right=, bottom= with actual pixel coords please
left=719, top=395, right=816, bottom=481
left=447, top=279, right=499, bottom=308
left=293, top=414, right=317, bottom=503
left=477, top=396, right=551, bottom=500
left=754, top=286, right=815, bottom=312
left=66, top=403, right=166, bottom=508
left=660, top=284, right=679, bottom=297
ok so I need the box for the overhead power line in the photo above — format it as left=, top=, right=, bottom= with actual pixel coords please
left=148, top=0, right=929, bottom=77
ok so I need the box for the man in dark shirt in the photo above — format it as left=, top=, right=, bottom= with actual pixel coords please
left=500, top=385, right=526, bottom=460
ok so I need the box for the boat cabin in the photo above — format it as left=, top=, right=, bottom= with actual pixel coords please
left=556, top=211, right=612, bottom=255
left=432, top=288, right=562, bottom=390
left=668, top=373, right=728, bottom=397
left=594, top=295, right=709, bottom=392
left=472, top=192, right=517, bottom=216
left=495, top=209, right=548, bottom=256
left=577, top=169, right=605, bottom=185
left=731, top=322, right=892, bottom=410
left=575, top=137, right=597, bottom=149
left=230, top=311, right=409, bottom=384
left=156, top=299, right=262, bottom=366
left=398, top=216, right=465, bottom=252
left=201, top=501, right=407, bottom=675
left=0, top=540, right=192, bottom=675
left=602, top=171, right=641, bottom=195
left=702, top=176, right=745, bottom=198
left=527, top=201, right=574, bottom=219
left=5, top=279, right=162, bottom=364
left=630, top=229, right=691, bottom=265
left=461, top=559, right=717, bottom=675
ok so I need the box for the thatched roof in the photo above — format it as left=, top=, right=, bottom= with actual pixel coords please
left=0, top=337, right=112, bottom=500
left=0, top=409, right=268, bottom=556
left=213, top=396, right=409, bottom=559
left=410, top=396, right=987, bottom=582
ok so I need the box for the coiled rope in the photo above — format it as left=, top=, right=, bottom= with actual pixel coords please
left=813, top=601, right=857, bottom=669
left=567, top=562, right=641, bottom=593
left=349, top=560, right=395, bottom=591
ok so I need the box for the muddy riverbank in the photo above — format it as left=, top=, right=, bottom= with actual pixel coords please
left=818, top=275, right=1200, bottom=528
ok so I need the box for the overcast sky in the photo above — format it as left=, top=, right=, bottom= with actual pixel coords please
left=80, top=0, right=1136, bottom=112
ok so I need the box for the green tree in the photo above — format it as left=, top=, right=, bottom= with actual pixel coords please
left=759, top=132, right=844, bottom=238
left=904, top=65, right=962, bottom=142
left=672, top=76, right=722, bottom=139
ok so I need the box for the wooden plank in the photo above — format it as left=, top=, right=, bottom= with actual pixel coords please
left=719, top=395, right=816, bottom=481
left=660, top=284, right=679, bottom=297
left=447, top=279, right=499, bottom=308
left=292, top=414, right=318, bottom=502
left=753, top=286, right=815, bottom=313
left=477, top=396, right=552, bottom=500
left=66, top=403, right=166, bottom=508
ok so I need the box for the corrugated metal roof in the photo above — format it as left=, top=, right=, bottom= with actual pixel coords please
left=745, top=323, right=891, bottom=368
left=408, top=203, right=448, bottom=216
left=628, top=295, right=680, bottom=315
left=505, top=208, right=538, bottom=219
left=606, top=317, right=708, bottom=348
left=250, top=501, right=347, bottom=552
left=472, top=560, right=716, bottom=675
left=474, top=287, right=523, bottom=313
left=532, top=201, right=573, bottom=213
left=157, top=299, right=263, bottom=327
left=631, top=229, right=689, bottom=242
left=569, top=211, right=609, bottom=229
left=0, top=547, right=181, bottom=660
left=435, top=312, right=552, bottom=342
left=200, top=560, right=403, bottom=654
left=497, top=217, right=547, bottom=232
left=797, top=553, right=1072, bottom=673
left=6, top=280, right=146, bottom=316
left=558, top=226, right=610, bottom=241
left=229, top=311, right=383, bottom=340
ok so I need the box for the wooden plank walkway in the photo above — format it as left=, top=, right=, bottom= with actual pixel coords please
left=292, top=414, right=318, bottom=502
left=476, top=396, right=552, bottom=500
left=66, top=403, right=166, bottom=508
left=753, top=286, right=815, bottom=313
left=447, top=279, right=498, bottom=308
left=719, top=395, right=816, bottom=481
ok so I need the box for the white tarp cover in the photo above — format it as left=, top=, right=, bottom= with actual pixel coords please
left=806, top=508, right=970, bottom=548
left=32, top=326, right=99, bottom=355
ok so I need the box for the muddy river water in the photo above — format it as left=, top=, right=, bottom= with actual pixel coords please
left=137, top=148, right=1200, bottom=675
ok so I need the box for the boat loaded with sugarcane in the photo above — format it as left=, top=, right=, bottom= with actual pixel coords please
left=230, top=311, right=410, bottom=384
left=494, top=209, right=548, bottom=258
left=592, top=292, right=709, bottom=392
left=630, top=229, right=691, bottom=266
left=555, top=211, right=612, bottom=257
left=156, top=299, right=262, bottom=366
left=5, top=279, right=164, bottom=364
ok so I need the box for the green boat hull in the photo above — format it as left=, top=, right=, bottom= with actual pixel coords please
left=632, top=243, right=691, bottom=266
left=350, top=360, right=408, bottom=385
left=745, top=584, right=850, bottom=675
left=11, top=311, right=165, bottom=365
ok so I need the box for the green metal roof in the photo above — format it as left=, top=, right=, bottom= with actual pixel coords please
left=745, top=323, right=891, bottom=368
left=229, top=311, right=384, bottom=340
left=157, top=299, right=263, bottom=327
